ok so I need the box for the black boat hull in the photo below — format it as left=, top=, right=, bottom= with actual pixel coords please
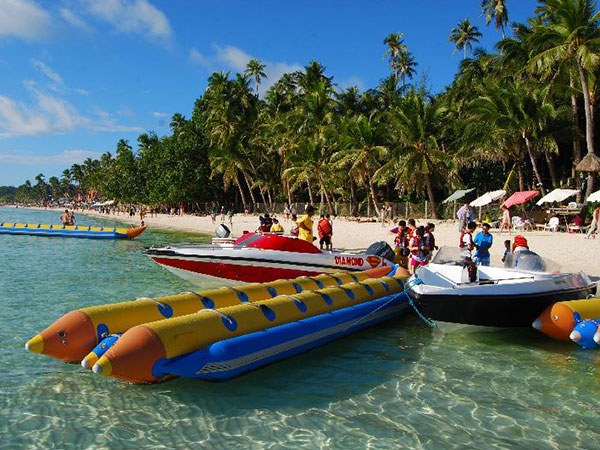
left=410, top=286, right=596, bottom=327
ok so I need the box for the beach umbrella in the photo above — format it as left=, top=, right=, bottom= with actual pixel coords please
left=442, top=188, right=475, bottom=204
left=536, top=188, right=579, bottom=206
left=470, top=190, right=506, bottom=208
left=576, top=153, right=600, bottom=172
left=587, top=190, right=600, bottom=202
left=501, top=190, right=539, bottom=209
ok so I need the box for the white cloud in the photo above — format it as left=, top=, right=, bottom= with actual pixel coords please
left=0, top=81, right=142, bottom=137
left=337, top=75, right=364, bottom=92
left=31, top=59, right=63, bottom=86
left=59, top=8, right=91, bottom=32
left=84, top=0, right=172, bottom=40
left=189, top=44, right=303, bottom=95
left=151, top=111, right=170, bottom=118
left=0, top=149, right=102, bottom=165
left=31, top=59, right=89, bottom=95
left=0, top=0, right=52, bottom=40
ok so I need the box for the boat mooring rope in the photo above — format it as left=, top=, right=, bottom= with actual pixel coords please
left=342, top=276, right=434, bottom=332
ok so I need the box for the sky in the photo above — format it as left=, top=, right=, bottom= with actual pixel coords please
left=0, top=0, right=538, bottom=186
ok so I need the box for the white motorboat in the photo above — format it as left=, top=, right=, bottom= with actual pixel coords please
left=407, top=247, right=595, bottom=327
left=145, top=233, right=395, bottom=285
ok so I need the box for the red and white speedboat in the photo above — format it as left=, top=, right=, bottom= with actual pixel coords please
left=145, top=233, right=393, bottom=285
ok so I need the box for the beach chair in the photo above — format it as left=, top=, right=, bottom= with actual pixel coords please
left=541, top=216, right=561, bottom=232
left=512, top=216, right=526, bottom=232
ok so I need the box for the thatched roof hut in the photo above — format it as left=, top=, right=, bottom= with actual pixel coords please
left=576, top=153, right=600, bottom=172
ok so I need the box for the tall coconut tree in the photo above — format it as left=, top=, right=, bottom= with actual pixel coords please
left=529, top=0, right=600, bottom=197
left=383, top=32, right=407, bottom=89
left=375, top=91, right=452, bottom=218
left=244, top=59, right=267, bottom=96
left=481, top=0, right=509, bottom=38
left=397, top=50, right=418, bottom=90
left=450, top=18, right=483, bottom=60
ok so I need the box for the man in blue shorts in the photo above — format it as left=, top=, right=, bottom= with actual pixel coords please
left=473, top=222, right=493, bottom=266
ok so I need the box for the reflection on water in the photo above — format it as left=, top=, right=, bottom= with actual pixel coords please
left=1, top=207, right=600, bottom=448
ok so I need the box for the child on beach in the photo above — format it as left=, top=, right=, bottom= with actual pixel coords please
left=390, top=220, right=409, bottom=268
left=424, top=223, right=438, bottom=261
left=317, top=215, right=333, bottom=250
left=408, top=226, right=428, bottom=274
left=502, top=239, right=511, bottom=263
left=290, top=214, right=299, bottom=237
left=459, top=221, right=477, bottom=259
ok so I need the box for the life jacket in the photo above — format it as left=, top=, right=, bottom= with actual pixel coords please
left=459, top=231, right=472, bottom=248
left=290, top=224, right=299, bottom=237
left=317, top=219, right=332, bottom=238
left=394, top=228, right=408, bottom=248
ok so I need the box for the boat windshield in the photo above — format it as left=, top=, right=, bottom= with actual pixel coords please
left=503, top=250, right=561, bottom=273
left=430, top=246, right=561, bottom=272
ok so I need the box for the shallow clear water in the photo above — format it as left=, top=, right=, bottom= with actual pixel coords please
left=1, top=207, right=600, bottom=449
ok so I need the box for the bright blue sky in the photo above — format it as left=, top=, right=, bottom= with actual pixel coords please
left=0, top=0, right=538, bottom=186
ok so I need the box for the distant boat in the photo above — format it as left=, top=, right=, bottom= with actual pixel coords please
left=0, top=222, right=147, bottom=239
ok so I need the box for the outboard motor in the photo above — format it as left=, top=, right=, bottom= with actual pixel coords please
left=461, top=257, right=478, bottom=283
left=365, top=241, right=396, bottom=263
left=215, top=224, right=231, bottom=238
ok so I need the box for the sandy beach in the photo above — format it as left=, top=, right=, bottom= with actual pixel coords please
left=30, top=206, right=599, bottom=277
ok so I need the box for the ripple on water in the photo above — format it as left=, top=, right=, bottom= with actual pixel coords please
left=4, top=207, right=600, bottom=448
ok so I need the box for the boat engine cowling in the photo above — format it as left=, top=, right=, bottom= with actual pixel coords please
left=215, top=224, right=231, bottom=238
left=366, top=241, right=396, bottom=263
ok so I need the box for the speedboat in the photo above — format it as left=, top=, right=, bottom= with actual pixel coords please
left=407, top=247, right=595, bottom=327
left=145, top=233, right=394, bottom=285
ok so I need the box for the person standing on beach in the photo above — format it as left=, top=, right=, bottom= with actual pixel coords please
left=220, top=206, right=226, bottom=222
left=390, top=220, right=409, bottom=268
left=459, top=221, right=477, bottom=259
left=227, top=209, right=234, bottom=227
left=290, top=214, right=299, bottom=237
left=317, top=214, right=333, bottom=250
left=456, top=203, right=469, bottom=232
left=473, top=223, right=493, bottom=266
left=586, top=205, right=600, bottom=239
left=408, top=226, right=427, bottom=274
left=297, top=205, right=315, bottom=243
left=499, top=205, right=511, bottom=234
left=407, top=218, right=417, bottom=238
left=211, top=205, right=217, bottom=224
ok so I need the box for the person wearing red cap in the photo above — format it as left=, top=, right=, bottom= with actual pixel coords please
left=511, top=235, right=529, bottom=253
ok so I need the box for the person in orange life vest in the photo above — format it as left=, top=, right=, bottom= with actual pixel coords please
left=407, top=218, right=417, bottom=238
left=317, top=215, right=333, bottom=250
left=389, top=220, right=409, bottom=268
left=408, top=226, right=428, bottom=274
left=459, top=221, right=477, bottom=259
left=424, top=222, right=438, bottom=261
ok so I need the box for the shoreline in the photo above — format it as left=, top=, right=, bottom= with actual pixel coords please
left=4, top=205, right=600, bottom=276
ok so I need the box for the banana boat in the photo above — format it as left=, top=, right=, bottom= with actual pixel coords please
left=532, top=298, right=600, bottom=340
left=0, top=222, right=146, bottom=239
left=26, top=266, right=410, bottom=383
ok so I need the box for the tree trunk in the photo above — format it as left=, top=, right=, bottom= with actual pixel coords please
left=501, top=25, right=505, bottom=40
left=544, top=153, right=558, bottom=188
left=259, top=189, right=268, bottom=210
left=307, top=179, right=314, bottom=205
left=578, top=62, right=596, bottom=156
left=235, top=179, right=248, bottom=211
left=463, top=46, right=466, bottom=60
left=350, top=180, right=356, bottom=216
left=423, top=172, right=440, bottom=219
left=523, top=134, right=546, bottom=195
left=570, top=77, right=582, bottom=179
left=368, top=177, right=380, bottom=216
left=517, top=164, right=526, bottom=192
left=241, top=169, right=257, bottom=211
left=267, top=189, right=273, bottom=209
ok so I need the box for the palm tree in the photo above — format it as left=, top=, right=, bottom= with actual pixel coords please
left=383, top=32, right=407, bottom=89
left=333, top=114, right=387, bottom=215
left=481, top=0, right=509, bottom=38
left=450, top=19, right=483, bottom=60
left=244, top=59, right=267, bottom=96
left=529, top=0, right=600, bottom=198
left=376, top=91, right=452, bottom=218
left=397, top=50, right=418, bottom=90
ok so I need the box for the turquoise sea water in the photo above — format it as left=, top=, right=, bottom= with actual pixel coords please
left=1, top=207, right=600, bottom=449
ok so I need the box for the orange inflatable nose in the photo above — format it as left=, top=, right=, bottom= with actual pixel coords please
left=26, top=310, right=96, bottom=362
left=533, top=303, right=576, bottom=341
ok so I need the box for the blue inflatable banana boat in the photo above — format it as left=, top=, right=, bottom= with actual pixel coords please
left=0, top=222, right=146, bottom=239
